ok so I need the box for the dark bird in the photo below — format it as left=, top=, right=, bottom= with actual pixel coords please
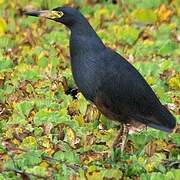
left=24, top=7, right=176, bottom=151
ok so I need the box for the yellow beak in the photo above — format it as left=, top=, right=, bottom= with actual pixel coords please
left=24, top=10, right=64, bottom=19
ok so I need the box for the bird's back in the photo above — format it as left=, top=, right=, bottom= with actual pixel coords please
left=93, top=48, right=176, bottom=132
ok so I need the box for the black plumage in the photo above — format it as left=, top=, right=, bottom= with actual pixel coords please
left=25, top=7, right=176, bottom=135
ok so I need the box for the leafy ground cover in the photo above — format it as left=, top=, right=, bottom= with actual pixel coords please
left=0, top=0, right=179, bottom=179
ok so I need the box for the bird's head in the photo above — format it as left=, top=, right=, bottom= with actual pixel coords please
left=24, top=6, right=85, bottom=28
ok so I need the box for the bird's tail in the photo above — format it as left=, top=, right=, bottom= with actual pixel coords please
left=150, top=105, right=176, bottom=132
left=132, top=105, right=176, bottom=132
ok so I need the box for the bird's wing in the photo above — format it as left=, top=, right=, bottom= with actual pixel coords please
left=93, top=48, right=176, bottom=132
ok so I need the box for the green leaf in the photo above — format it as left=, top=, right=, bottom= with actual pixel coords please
left=157, top=41, right=177, bottom=55
left=0, top=59, right=13, bottom=71
left=15, top=100, right=34, bottom=117
left=151, top=172, right=166, bottom=180
left=53, top=150, right=80, bottom=163
left=38, top=57, right=49, bottom=68
left=20, top=69, right=41, bottom=81
left=17, top=150, right=42, bottom=167
left=160, top=59, right=173, bottom=71
left=34, top=109, right=71, bottom=126
left=119, top=25, right=141, bottom=45
left=26, top=166, right=46, bottom=177
left=171, top=133, right=180, bottom=146
left=101, top=169, right=122, bottom=179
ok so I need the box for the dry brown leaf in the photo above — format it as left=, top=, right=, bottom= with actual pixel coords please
left=84, top=104, right=100, bottom=123
left=43, top=122, right=53, bottom=135
left=145, top=140, right=168, bottom=156
left=80, top=152, right=104, bottom=164
left=86, top=134, right=95, bottom=146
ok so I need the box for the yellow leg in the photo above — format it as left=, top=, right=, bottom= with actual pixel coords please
left=112, top=124, right=129, bottom=153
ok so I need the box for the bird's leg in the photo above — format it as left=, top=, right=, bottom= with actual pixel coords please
left=120, top=124, right=129, bottom=153
left=112, top=124, right=129, bottom=153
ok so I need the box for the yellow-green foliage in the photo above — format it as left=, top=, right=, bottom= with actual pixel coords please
left=0, top=0, right=179, bottom=179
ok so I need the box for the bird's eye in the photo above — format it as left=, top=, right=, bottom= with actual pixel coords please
left=57, top=11, right=64, bottom=17
left=58, top=12, right=62, bottom=15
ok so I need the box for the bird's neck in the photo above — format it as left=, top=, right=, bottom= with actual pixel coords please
left=69, top=22, right=106, bottom=60
left=71, top=20, right=99, bottom=37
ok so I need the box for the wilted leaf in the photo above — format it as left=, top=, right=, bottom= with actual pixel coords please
left=168, top=74, right=180, bottom=90
left=157, top=4, right=173, bottom=22
left=43, top=122, right=53, bottom=134
left=21, top=136, right=37, bottom=149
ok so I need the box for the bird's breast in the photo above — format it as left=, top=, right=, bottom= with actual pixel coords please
left=70, top=55, right=99, bottom=101
left=69, top=34, right=105, bottom=101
